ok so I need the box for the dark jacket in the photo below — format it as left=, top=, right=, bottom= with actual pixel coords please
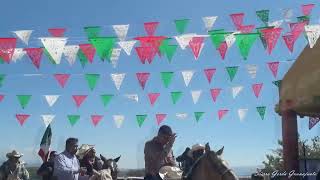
left=37, top=161, right=55, bottom=180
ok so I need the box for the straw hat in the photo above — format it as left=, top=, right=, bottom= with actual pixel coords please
left=6, top=150, right=23, bottom=159
left=77, top=144, right=95, bottom=159
left=187, top=144, right=205, bottom=158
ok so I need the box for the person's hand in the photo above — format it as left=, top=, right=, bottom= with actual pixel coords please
left=168, top=133, right=177, bottom=145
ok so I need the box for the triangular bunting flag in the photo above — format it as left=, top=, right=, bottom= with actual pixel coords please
left=297, top=16, right=310, bottom=25
left=100, top=94, right=113, bottom=107
left=24, top=48, right=43, bottom=69
left=40, top=37, right=67, bottom=64
left=91, top=115, right=103, bottom=127
left=175, top=19, right=190, bottom=34
left=282, top=33, right=296, bottom=52
left=44, top=95, right=60, bottom=107
left=78, top=50, right=89, bottom=68
left=12, top=30, right=33, bottom=45
left=113, top=25, right=129, bottom=41
left=63, top=45, right=79, bottom=65
left=260, top=28, right=282, bottom=54
left=268, top=20, right=283, bottom=28
left=210, top=88, right=221, bottom=102
left=181, top=70, right=195, bottom=87
left=171, top=91, right=183, bottom=104
left=246, top=64, right=258, bottom=78
left=136, top=72, right=150, bottom=90
left=11, top=48, right=26, bottom=62
left=232, top=86, right=243, bottom=99
left=230, top=13, right=245, bottom=28
left=135, top=46, right=156, bottom=64
left=161, top=72, right=174, bottom=88
left=176, top=113, right=188, bottom=120
left=16, top=114, right=30, bottom=126
left=235, top=33, right=258, bottom=60
left=194, top=112, right=205, bottom=122
left=124, top=94, right=139, bottom=102
left=118, top=40, right=136, bottom=55
left=48, top=28, right=66, bottom=37
left=144, top=22, right=159, bottom=36
left=0, top=74, right=5, bottom=87
left=68, top=115, right=80, bottom=126
left=238, top=109, right=248, bottom=121
left=282, top=8, right=293, bottom=21
left=202, top=16, right=218, bottom=31
left=90, top=37, right=116, bottom=60
left=0, top=38, right=17, bottom=63
left=174, top=33, right=197, bottom=49
left=41, top=114, right=55, bottom=128
left=85, top=74, right=100, bottom=91
left=111, top=73, right=126, bottom=90
left=17, top=95, right=31, bottom=109
left=164, top=45, right=177, bottom=62
left=84, top=26, right=101, bottom=39
left=301, top=4, right=315, bottom=16
left=204, top=68, right=216, bottom=83
left=156, top=114, right=167, bottom=125
left=136, top=115, right=147, bottom=127
left=189, top=36, right=204, bottom=59
left=256, top=10, right=269, bottom=26
left=148, top=93, right=160, bottom=106
left=54, top=74, right=70, bottom=88
left=72, top=95, right=87, bottom=108
left=256, top=106, right=266, bottom=120
left=267, top=62, right=280, bottom=78
left=218, top=109, right=229, bottom=120
left=113, top=115, right=125, bottom=128
left=309, top=117, right=320, bottom=130
left=252, top=83, right=263, bottom=98
left=217, top=41, right=228, bottom=59
left=225, top=32, right=238, bottom=48
left=238, top=25, right=256, bottom=33
left=208, top=30, right=228, bottom=48
left=110, top=48, right=121, bottom=68
left=305, top=25, right=320, bottom=48
left=226, top=66, right=239, bottom=82
left=191, top=90, right=202, bottom=104
left=79, top=44, right=96, bottom=63
left=0, top=95, right=4, bottom=103
left=273, top=80, right=282, bottom=88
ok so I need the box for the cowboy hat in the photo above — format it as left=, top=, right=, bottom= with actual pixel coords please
left=187, top=143, right=205, bottom=158
left=76, top=144, right=95, bottom=159
left=6, top=150, right=23, bottom=159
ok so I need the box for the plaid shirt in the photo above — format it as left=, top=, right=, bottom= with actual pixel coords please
left=0, top=161, right=29, bottom=180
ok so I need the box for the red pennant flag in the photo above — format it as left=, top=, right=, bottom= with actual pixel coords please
left=0, top=38, right=17, bottom=63
left=54, top=74, right=70, bottom=88
left=238, top=25, right=255, bottom=33
left=217, top=41, right=228, bottom=60
left=72, top=95, right=87, bottom=108
left=204, top=68, right=216, bottom=83
left=282, top=33, right=296, bottom=53
left=210, top=88, right=221, bottom=102
left=91, top=115, right=103, bottom=127
left=0, top=95, right=4, bottom=103
left=252, top=83, right=263, bottom=98
left=260, top=28, right=282, bottom=54
left=230, top=13, right=245, bottom=29
left=79, top=44, right=96, bottom=63
left=148, top=93, right=160, bottom=106
left=16, top=114, right=30, bottom=126
left=156, top=114, right=167, bottom=125
left=218, top=109, right=229, bottom=120
left=144, top=22, right=159, bottom=36
left=24, top=48, right=43, bottom=69
left=135, top=47, right=156, bottom=64
left=189, top=36, right=204, bottom=59
left=134, top=36, right=166, bottom=56
left=48, top=28, right=66, bottom=37
left=301, top=4, right=315, bottom=16
left=309, top=117, right=320, bottom=130
left=136, top=72, right=150, bottom=90
left=267, top=62, right=280, bottom=78
left=290, top=22, right=306, bottom=41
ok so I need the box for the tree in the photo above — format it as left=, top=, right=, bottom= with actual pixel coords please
left=262, top=136, right=320, bottom=173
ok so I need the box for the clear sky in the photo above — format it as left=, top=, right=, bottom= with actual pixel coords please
left=0, top=0, right=319, bottom=170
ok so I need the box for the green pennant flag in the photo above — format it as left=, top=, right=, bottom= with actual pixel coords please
left=256, top=106, right=266, bottom=120
left=272, top=80, right=282, bottom=88
left=171, top=91, right=183, bottom=104
left=85, top=74, right=100, bottom=90
left=0, top=57, right=4, bottom=64
left=68, top=115, right=80, bottom=126
left=161, top=72, right=174, bottom=88
left=208, top=29, right=229, bottom=48
left=78, top=50, right=88, bottom=68
left=136, top=115, right=147, bottom=127
left=194, top=112, right=205, bottom=122
left=100, top=94, right=113, bottom=107
left=17, top=95, right=32, bottom=109
left=159, top=38, right=172, bottom=55
left=256, top=10, right=269, bottom=26
left=84, top=26, right=101, bottom=39
left=226, top=66, right=239, bottom=82
left=235, top=33, right=259, bottom=60
left=90, top=37, right=116, bottom=61
left=0, top=74, right=5, bottom=87
left=175, top=19, right=190, bottom=34
left=297, top=16, right=310, bottom=24
left=256, top=26, right=274, bottom=50
left=165, top=45, right=178, bottom=62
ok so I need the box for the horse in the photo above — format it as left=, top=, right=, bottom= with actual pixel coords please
left=178, top=143, right=238, bottom=180
left=89, top=154, right=121, bottom=180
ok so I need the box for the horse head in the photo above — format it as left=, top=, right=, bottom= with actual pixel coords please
left=100, top=154, right=121, bottom=180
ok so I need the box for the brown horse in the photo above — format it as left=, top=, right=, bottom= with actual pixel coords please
left=184, top=143, right=238, bottom=180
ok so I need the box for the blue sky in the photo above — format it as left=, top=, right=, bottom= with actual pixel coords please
left=0, top=0, right=319, bottom=170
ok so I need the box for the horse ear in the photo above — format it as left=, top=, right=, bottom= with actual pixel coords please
left=114, top=155, right=121, bottom=162
left=216, top=146, right=224, bottom=156
left=100, top=154, right=107, bottom=162
left=205, top=143, right=210, bottom=152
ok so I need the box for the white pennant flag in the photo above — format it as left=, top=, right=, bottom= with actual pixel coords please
left=176, top=113, right=188, bottom=120
left=225, top=31, right=239, bottom=48
left=44, top=95, right=60, bottom=107
left=110, top=48, right=122, bottom=68
left=202, top=16, right=218, bottom=31
left=124, top=94, right=139, bottom=102
left=40, top=37, right=68, bottom=64
left=174, top=33, right=197, bottom=49
left=12, top=30, right=33, bottom=45
left=282, top=8, right=293, bottom=22
left=113, top=115, right=125, bottom=128
left=238, top=109, right=248, bottom=122
left=305, top=25, right=320, bottom=48
left=191, top=90, right=202, bottom=104
left=41, top=114, right=55, bottom=127
left=118, top=40, right=136, bottom=55
left=268, top=20, right=284, bottom=28
left=111, top=73, right=126, bottom=90
left=181, top=70, right=195, bottom=87
left=232, top=86, right=243, bottom=99
left=11, top=48, right=26, bottom=62
left=63, top=45, right=79, bottom=65
left=246, top=64, right=258, bottom=78
left=113, top=24, right=129, bottom=41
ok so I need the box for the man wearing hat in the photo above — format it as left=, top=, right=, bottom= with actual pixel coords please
left=144, top=125, right=177, bottom=180
left=77, top=144, right=102, bottom=177
left=0, top=150, right=30, bottom=180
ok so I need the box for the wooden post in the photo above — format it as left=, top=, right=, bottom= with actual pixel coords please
left=282, top=110, right=299, bottom=178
